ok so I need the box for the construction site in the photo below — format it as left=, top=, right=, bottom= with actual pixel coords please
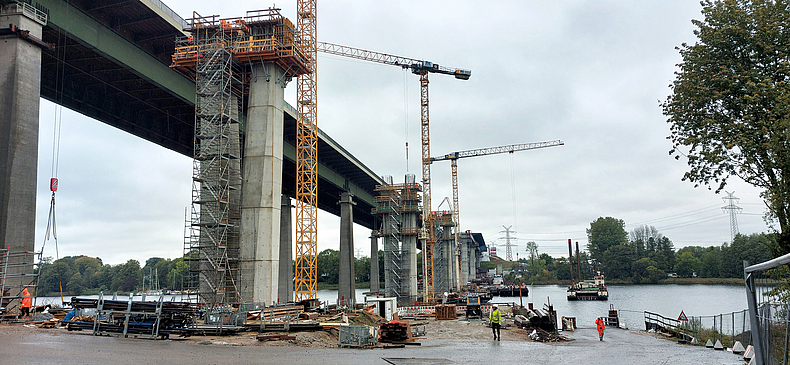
left=0, top=2, right=777, bottom=365
left=0, top=0, right=570, bottom=318
left=0, top=0, right=585, bottom=352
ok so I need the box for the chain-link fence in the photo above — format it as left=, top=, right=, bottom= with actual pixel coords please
left=745, top=254, right=790, bottom=365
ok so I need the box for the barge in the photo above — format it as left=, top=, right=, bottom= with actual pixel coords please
left=567, top=272, right=608, bottom=301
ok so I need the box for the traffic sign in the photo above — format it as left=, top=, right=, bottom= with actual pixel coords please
left=678, top=310, right=688, bottom=321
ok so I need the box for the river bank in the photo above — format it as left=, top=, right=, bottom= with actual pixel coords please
left=517, top=277, right=745, bottom=286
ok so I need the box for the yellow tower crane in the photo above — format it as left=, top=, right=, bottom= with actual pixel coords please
left=317, top=42, right=471, bottom=303
left=431, top=140, right=565, bottom=291
left=295, top=0, right=319, bottom=301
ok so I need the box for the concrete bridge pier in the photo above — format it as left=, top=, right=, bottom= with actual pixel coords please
left=338, top=192, right=355, bottom=305
left=369, top=232, right=379, bottom=292
left=460, top=241, right=469, bottom=286
left=277, top=194, right=293, bottom=303
left=240, top=63, right=285, bottom=305
left=0, top=6, right=44, bottom=301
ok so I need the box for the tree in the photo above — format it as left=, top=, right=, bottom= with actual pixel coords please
left=587, top=217, right=628, bottom=262
left=355, top=256, right=371, bottom=283
left=719, top=233, right=773, bottom=276
left=525, top=241, right=541, bottom=275
left=699, top=246, right=723, bottom=277
left=111, top=260, right=140, bottom=292
left=674, top=252, right=702, bottom=278
left=317, top=249, right=340, bottom=284
left=650, top=237, right=676, bottom=272
left=632, top=257, right=659, bottom=283
left=629, top=225, right=664, bottom=258
left=600, top=245, right=635, bottom=279
left=662, top=0, right=790, bottom=254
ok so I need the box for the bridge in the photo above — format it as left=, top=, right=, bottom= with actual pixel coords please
left=0, top=0, right=384, bottom=305
left=32, top=0, right=383, bottom=224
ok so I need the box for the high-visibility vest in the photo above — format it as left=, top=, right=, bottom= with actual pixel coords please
left=490, top=309, right=501, bottom=324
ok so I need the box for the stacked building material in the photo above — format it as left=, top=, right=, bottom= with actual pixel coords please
left=64, top=296, right=198, bottom=338
left=435, top=304, right=457, bottom=320
left=379, top=321, right=410, bottom=342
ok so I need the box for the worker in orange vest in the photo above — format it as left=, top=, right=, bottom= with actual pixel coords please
left=20, top=287, right=32, bottom=317
left=595, top=317, right=605, bottom=341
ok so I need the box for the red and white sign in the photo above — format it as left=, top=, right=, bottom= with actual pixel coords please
left=678, top=310, right=688, bottom=321
left=50, top=178, right=58, bottom=192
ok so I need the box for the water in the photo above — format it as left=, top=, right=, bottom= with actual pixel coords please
left=492, top=284, right=748, bottom=331
left=36, top=284, right=748, bottom=330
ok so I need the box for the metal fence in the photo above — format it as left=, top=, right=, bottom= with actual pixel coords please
left=745, top=254, right=790, bottom=365
left=338, top=324, right=378, bottom=348
left=641, top=309, right=751, bottom=348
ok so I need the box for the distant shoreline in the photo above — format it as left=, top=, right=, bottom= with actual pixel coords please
left=518, top=277, right=745, bottom=286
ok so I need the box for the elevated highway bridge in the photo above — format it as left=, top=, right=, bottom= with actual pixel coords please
left=1, top=0, right=389, bottom=305
left=33, top=0, right=383, bottom=226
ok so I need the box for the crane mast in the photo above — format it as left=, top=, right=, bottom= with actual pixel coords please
left=431, top=140, right=564, bottom=290
left=317, top=42, right=470, bottom=302
left=294, top=0, right=318, bottom=301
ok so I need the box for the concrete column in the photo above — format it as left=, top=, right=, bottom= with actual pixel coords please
left=240, top=63, right=284, bottom=305
left=445, top=240, right=453, bottom=293
left=277, top=194, right=293, bottom=303
left=369, top=232, right=379, bottom=292
left=338, top=192, right=356, bottom=305
left=0, top=7, right=43, bottom=302
left=452, top=237, right=460, bottom=291
left=406, top=215, right=418, bottom=303
left=470, top=244, right=478, bottom=281
left=460, top=240, right=468, bottom=286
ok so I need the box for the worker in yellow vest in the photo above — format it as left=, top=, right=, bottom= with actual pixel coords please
left=489, top=305, right=501, bottom=341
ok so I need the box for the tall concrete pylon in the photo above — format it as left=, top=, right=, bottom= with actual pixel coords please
left=0, top=3, right=46, bottom=301
left=278, top=194, right=294, bottom=303
left=338, top=192, right=356, bottom=305
left=240, top=63, right=287, bottom=305
left=369, top=232, right=379, bottom=292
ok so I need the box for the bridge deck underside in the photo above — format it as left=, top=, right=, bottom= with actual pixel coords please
left=38, top=0, right=380, bottom=229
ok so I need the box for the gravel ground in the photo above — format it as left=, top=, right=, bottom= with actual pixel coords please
left=0, top=318, right=745, bottom=364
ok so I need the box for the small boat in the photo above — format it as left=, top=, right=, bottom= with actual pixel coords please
left=567, top=272, right=608, bottom=301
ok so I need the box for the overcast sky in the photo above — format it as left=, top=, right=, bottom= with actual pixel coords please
left=34, top=0, right=771, bottom=265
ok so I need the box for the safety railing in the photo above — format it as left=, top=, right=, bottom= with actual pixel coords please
left=745, top=254, right=790, bottom=365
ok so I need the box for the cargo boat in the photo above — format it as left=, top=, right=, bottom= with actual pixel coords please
left=567, top=272, right=608, bottom=301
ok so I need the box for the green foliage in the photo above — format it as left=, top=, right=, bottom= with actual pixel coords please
left=662, top=0, right=790, bottom=253
left=317, top=249, right=340, bottom=284
left=355, top=256, right=371, bottom=283
left=601, top=245, right=635, bottom=279
left=579, top=219, right=773, bottom=281
left=675, top=252, right=702, bottom=278
left=587, top=217, right=628, bottom=262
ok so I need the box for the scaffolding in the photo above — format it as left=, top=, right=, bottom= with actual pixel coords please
left=172, top=8, right=309, bottom=309
left=372, top=175, right=423, bottom=304
left=0, top=247, right=39, bottom=317
left=432, top=211, right=455, bottom=294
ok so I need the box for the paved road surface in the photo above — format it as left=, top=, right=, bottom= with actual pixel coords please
left=1, top=325, right=744, bottom=364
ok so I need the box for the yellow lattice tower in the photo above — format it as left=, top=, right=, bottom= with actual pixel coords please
left=295, top=0, right=318, bottom=301
left=419, top=71, right=435, bottom=303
